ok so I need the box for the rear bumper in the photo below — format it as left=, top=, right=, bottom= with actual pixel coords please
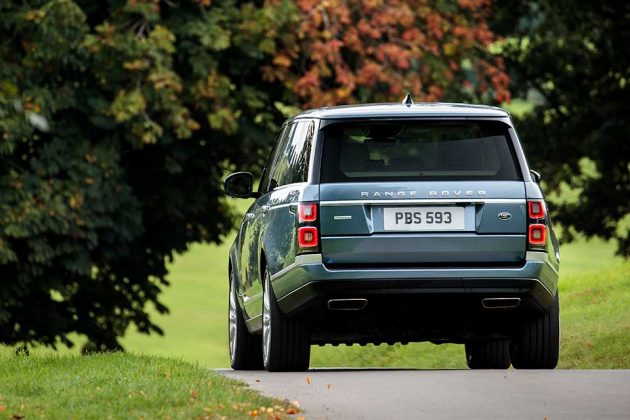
left=271, top=252, right=558, bottom=344
left=271, top=252, right=558, bottom=313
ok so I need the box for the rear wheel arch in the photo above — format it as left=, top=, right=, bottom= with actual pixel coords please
left=259, top=249, right=268, bottom=283
left=510, top=292, right=560, bottom=369
left=228, top=259, right=264, bottom=370
left=228, top=258, right=238, bottom=290
left=228, top=259, right=239, bottom=309
left=262, top=267, right=311, bottom=371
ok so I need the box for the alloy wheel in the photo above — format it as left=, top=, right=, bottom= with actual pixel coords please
left=228, top=277, right=238, bottom=364
left=262, top=272, right=271, bottom=367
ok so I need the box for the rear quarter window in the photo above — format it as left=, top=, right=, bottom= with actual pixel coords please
left=267, top=120, right=315, bottom=189
left=320, top=120, right=521, bottom=182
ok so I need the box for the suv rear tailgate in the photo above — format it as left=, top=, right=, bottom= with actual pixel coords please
left=319, top=181, right=526, bottom=266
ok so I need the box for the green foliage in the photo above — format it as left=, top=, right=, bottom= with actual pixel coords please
left=493, top=1, right=630, bottom=256
left=0, top=352, right=296, bottom=418
left=0, top=0, right=295, bottom=349
left=0, top=0, right=508, bottom=349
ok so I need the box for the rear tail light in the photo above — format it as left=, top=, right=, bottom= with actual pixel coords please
left=527, top=200, right=547, bottom=249
left=528, top=200, right=545, bottom=219
left=298, top=203, right=317, bottom=222
left=296, top=202, right=319, bottom=254
left=298, top=226, right=318, bottom=248
left=528, top=224, right=547, bottom=246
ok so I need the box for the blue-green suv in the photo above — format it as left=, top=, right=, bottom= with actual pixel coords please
left=225, top=99, right=560, bottom=371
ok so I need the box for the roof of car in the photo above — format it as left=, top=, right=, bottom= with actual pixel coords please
left=292, top=102, right=509, bottom=120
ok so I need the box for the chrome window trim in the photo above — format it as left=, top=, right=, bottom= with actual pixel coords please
left=266, top=202, right=295, bottom=210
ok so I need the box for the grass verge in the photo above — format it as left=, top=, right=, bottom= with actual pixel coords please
left=0, top=351, right=297, bottom=419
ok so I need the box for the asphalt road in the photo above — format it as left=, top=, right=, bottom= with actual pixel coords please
left=219, top=369, right=630, bottom=419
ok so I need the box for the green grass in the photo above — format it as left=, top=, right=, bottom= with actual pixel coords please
left=121, top=243, right=231, bottom=368
left=559, top=257, right=630, bottom=368
left=0, top=351, right=297, bottom=419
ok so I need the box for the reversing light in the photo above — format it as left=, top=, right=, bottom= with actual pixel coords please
left=298, top=226, right=319, bottom=248
left=528, top=224, right=547, bottom=246
left=298, top=203, right=318, bottom=222
left=528, top=201, right=546, bottom=219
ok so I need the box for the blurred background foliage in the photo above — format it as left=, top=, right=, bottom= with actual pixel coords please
left=493, top=0, right=630, bottom=257
left=0, top=0, right=627, bottom=350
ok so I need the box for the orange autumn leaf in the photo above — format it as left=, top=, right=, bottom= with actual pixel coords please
left=272, top=54, right=292, bottom=68
left=268, top=0, right=510, bottom=107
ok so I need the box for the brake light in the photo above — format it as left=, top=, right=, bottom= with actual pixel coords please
left=296, top=202, right=319, bottom=254
left=527, top=200, right=547, bottom=249
left=528, top=201, right=545, bottom=219
left=528, top=224, right=547, bottom=246
left=298, top=203, right=317, bottom=222
left=298, top=226, right=319, bottom=248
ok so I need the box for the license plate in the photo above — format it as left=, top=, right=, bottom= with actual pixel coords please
left=383, top=206, right=465, bottom=231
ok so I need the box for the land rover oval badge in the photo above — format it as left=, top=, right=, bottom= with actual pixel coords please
left=498, top=212, right=512, bottom=221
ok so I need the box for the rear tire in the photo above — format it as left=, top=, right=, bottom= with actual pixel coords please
left=229, top=270, right=263, bottom=370
left=465, top=340, right=511, bottom=369
left=262, top=269, right=310, bottom=372
left=510, top=293, right=560, bottom=369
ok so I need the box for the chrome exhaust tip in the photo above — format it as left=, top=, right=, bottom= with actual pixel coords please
left=482, top=297, right=521, bottom=309
left=327, top=298, right=368, bottom=311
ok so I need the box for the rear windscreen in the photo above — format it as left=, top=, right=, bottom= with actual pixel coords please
left=320, top=120, right=521, bottom=182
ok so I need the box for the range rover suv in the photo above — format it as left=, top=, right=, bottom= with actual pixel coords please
left=225, top=99, right=560, bottom=371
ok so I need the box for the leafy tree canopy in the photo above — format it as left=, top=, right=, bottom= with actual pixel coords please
left=0, top=0, right=507, bottom=349
left=493, top=0, right=630, bottom=256
left=269, top=0, right=510, bottom=106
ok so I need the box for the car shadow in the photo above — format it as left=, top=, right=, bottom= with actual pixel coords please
left=307, top=367, right=467, bottom=372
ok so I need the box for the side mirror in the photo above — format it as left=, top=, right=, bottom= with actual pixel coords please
left=224, top=172, right=256, bottom=199
left=530, top=170, right=542, bottom=184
